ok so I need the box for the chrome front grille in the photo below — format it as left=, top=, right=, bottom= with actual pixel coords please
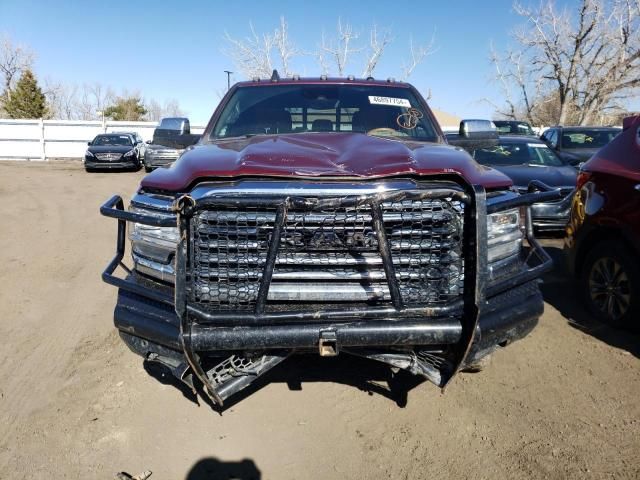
left=188, top=191, right=465, bottom=311
left=95, top=152, right=123, bottom=161
left=149, top=150, right=181, bottom=160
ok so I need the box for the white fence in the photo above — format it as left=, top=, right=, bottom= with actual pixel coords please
left=0, top=119, right=206, bottom=161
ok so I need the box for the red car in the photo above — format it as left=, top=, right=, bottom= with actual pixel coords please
left=100, top=75, right=560, bottom=407
left=565, top=115, right=640, bottom=329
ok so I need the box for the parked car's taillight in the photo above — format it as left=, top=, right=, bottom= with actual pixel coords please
left=576, top=171, right=593, bottom=190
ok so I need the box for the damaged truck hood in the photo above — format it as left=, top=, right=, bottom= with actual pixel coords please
left=140, top=132, right=512, bottom=191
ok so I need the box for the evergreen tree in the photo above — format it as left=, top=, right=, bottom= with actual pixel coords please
left=3, top=69, right=47, bottom=119
left=103, top=96, right=147, bottom=121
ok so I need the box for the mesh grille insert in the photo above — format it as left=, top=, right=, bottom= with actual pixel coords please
left=188, top=192, right=465, bottom=312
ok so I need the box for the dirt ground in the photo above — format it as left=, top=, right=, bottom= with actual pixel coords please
left=0, top=161, right=638, bottom=480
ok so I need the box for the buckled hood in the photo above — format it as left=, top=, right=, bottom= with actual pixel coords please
left=140, top=132, right=512, bottom=191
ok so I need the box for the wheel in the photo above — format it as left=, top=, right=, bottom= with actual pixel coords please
left=581, top=241, right=640, bottom=330
left=144, top=165, right=153, bottom=173
left=85, top=167, right=95, bottom=173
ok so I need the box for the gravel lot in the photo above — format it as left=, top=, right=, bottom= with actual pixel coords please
left=0, top=161, right=638, bottom=480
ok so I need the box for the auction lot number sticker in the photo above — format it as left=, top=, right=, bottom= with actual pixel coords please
left=368, top=96, right=411, bottom=108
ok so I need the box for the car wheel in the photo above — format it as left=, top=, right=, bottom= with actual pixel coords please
left=144, top=165, right=153, bottom=173
left=581, top=241, right=639, bottom=330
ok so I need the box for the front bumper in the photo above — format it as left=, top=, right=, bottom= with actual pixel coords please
left=101, top=182, right=561, bottom=406
left=86, top=157, right=139, bottom=169
left=113, top=275, right=542, bottom=368
left=530, top=192, right=573, bottom=232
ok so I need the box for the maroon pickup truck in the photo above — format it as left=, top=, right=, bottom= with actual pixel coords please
left=101, top=75, right=560, bottom=407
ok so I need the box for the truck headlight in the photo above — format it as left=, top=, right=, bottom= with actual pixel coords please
left=487, top=208, right=523, bottom=263
left=128, top=207, right=178, bottom=264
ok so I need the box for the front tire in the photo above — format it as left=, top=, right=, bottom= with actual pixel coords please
left=581, top=241, right=639, bottom=330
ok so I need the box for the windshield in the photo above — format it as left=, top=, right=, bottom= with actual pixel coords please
left=561, top=129, right=620, bottom=149
left=210, top=84, right=439, bottom=142
left=473, top=141, right=564, bottom=167
left=93, top=134, right=133, bottom=146
left=493, top=121, right=534, bottom=135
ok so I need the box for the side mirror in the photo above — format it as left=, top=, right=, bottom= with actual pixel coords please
left=459, top=119, right=498, bottom=139
left=87, top=141, right=92, bottom=146
left=448, top=119, right=499, bottom=153
left=146, top=140, right=152, bottom=144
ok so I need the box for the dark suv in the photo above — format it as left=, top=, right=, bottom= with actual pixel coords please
left=100, top=75, right=561, bottom=407
left=540, top=126, right=621, bottom=166
left=565, top=115, right=640, bottom=329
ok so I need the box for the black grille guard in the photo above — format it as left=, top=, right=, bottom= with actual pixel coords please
left=101, top=181, right=562, bottom=406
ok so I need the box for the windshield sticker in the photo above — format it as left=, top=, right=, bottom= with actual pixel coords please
left=527, top=143, right=547, bottom=148
left=396, top=108, right=423, bottom=129
left=368, top=96, right=411, bottom=108
left=485, top=146, right=511, bottom=156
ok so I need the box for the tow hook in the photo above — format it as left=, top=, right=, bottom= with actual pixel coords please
left=319, top=330, right=339, bottom=356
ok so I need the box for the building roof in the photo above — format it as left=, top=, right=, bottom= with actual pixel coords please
left=431, top=108, right=461, bottom=129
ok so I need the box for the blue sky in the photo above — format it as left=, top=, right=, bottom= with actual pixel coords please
left=1, top=0, right=581, bottom=124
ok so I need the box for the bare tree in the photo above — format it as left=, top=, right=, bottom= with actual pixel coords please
left=490, top=0, right=640, bottom=126
left=223, top=17, right=436, bottom=83
left=43, top=79, right=79, bottom=120
left=361, top=25, right=393, bottom=78
left=77, top=82, right=115, bottom=120
left=274, top=17, right=299, bottom=76
left=320, top=18, right=362, bottom=76
left=145, top=98, right=185, bottom=121
left=487, top=45, right=543, bottom=124
left=223, top=17, right=299, bottom=78
left=0, top=34, right=34, bottom=101
left=400, top=33, right=437, bottom=80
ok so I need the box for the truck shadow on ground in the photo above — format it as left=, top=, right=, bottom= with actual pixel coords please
left=540, top=244, right=639, bottom=359
left=144, top=354, right=426, bottom=412
left=186, top=457, right=261, bottom=480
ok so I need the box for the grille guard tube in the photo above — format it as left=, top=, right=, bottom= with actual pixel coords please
left=189, top=320, right=462, bottom=351
left=100, top=180, right=560, bottom=407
